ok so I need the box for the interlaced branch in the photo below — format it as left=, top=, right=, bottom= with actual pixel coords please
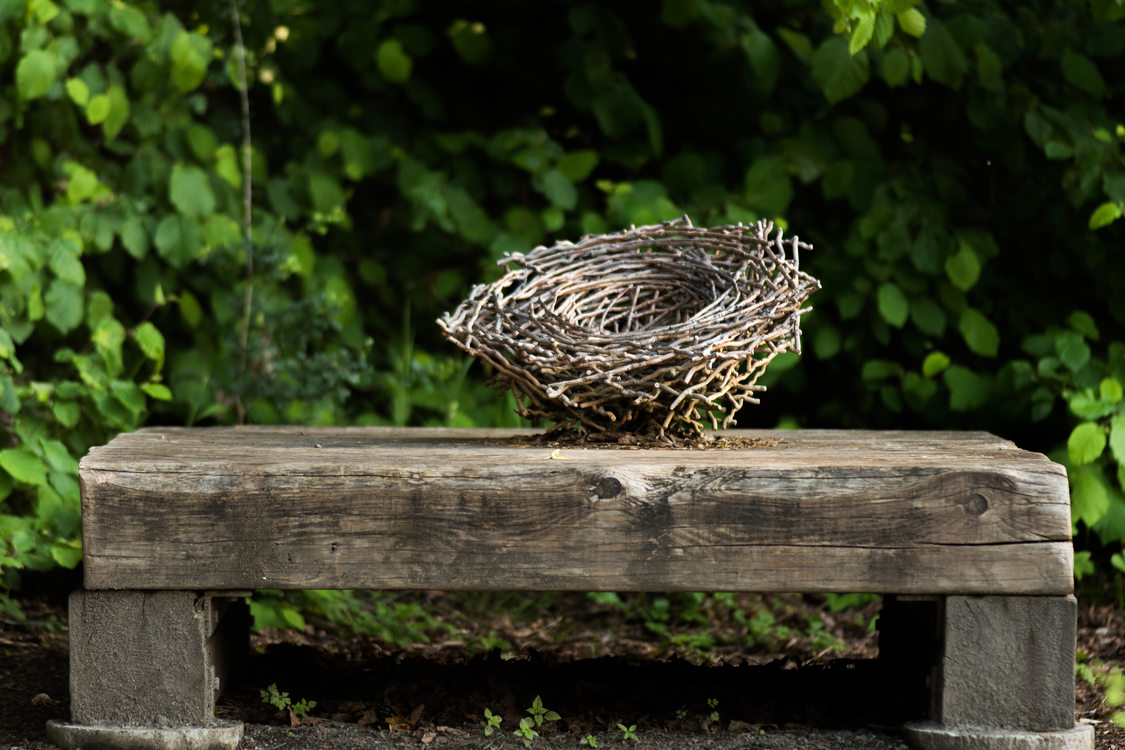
left=439, top=216, right=821, bottom=437
left=230, top=0, right=254, bottom=424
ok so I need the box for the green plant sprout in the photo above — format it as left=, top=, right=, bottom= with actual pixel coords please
left=617, top=723, right=637, bottom=743
left=482, top=708, right=503, bottom=736
left=259, top=683, right=316, bottom=719
left=514, top=716, right=540, bottom=746
left=580, top=735, right=600, bottom=747
left=707, top=697, right=719, bottom=722
left=527, top=695, right=561, bottom=727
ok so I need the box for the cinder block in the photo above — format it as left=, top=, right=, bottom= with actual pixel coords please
left=937, top=595, right=1076, bottom=731
left=68, top=589, right=246, bottom=727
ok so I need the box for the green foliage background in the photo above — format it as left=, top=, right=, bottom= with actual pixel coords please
left=1, top=0, right=1125, bottom=618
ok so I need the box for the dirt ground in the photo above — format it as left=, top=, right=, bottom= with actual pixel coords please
left=3, top=592, right=1124, bottom=750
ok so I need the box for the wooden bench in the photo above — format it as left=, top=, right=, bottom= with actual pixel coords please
left=47, top=427, right=1092, bottom=750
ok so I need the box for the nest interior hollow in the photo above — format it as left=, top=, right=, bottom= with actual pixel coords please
left=439, top=216, right=820, bottom=437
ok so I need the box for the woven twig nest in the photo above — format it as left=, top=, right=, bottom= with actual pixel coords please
left=439, top=216, right=820, bottom=436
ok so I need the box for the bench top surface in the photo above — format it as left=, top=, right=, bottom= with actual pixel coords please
left=80, top=427, right=1073, bottom=595
left=84, top=426, right=1057, bottom=473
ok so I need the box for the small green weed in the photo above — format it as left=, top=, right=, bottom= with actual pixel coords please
left=481, top=708, right=502, bottom=736
left=1078, top=652, right=1125, bottom=726
left=706, top=697, right=719, bottom=722
left=580, top=735, right=600, bottom=747
left=514, top=716, right=540, bottom=746
left=617, top=723, right=637, bottom=743
left=527, top=695, right=561, bottom=726
left=259, top=683, right=316, bottom=720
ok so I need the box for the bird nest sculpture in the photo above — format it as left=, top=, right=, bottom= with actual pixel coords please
left=439, top=216, right=820, bottom=438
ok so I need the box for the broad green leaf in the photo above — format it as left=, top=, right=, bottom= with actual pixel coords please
left=170, top=31, right=211, bottom=93
left=66, top=164, right=99, bottom=203
left=44, top=280, right=84, bottom=333
left=169, top=164, right=216, bottom=219
left=0, top=448, right=47, bottom=486
left=538, top=169, right=577, bottom=210
left=0, top=329, right=13, bottom=360
left=120, top=214, right=149, bottom=259
left=153, top=216, right=201, bottom=267
left=31, top=0, right=59, bottom=25
left=918, top=18, right=967, bottom=88
left=849, top=10, right=876, bottom=55
left=911, top=297, right=946, bottom=336
left=215, top=145, right=243, bottom=189
left=50, top=542, right=82, bottom=569
left=1101, top=378, right=1123, bottom=404
left=922, top=351, right=950, bottom=378
left=876, top=282, right=909, bottom=328
left=812, top=37, right=869, bottom=104
left=557, top=151, right=599, bottom=183
left=1067, top=311, right=1099, bottom=340
left=871, top=11, right=894, bottom=49
left=179, top=290, right=203, bottom=329
left=896, top=8, right=926, bottom=37
left=1044, top=141, right=1073, bottom=159
left=17, top=49, right=56, bottom=100
left=448, top=18, right=493, bottom=64
left=959, top=308, right=999, bottom=357
left=743, top=28, right=780, bottom=93
left=883, top=47, right=909, bottom=88
left=974, top=42, right=1004, bottom=91
left=112, top=381, right=146, bottom=415
left=308, top=172, right=347, bottom=213
left=1089, top=201, right=1122, bottom=230
left=133, top=322, right=165, bottom=370
left=944, top=365, right=992, bottom=411
left=103, top=84, right=130, bottom=140
left=65, top=77, right=88, bottom=106
left=1061, top=49, right=1106, bottom=98
left=377, top=38, right=413, bottom=83
left=201, top=213, right=242, bottom=249
left=317, top=130, right=340, bottom=157
left=446, top=186, right=493, bottom=244
left=1023, top=110, right=1051, bottom=147
left=944, top=241, right=980, bottom=291
left=48, top=240, right=85, bottom=286
left=109, top=4, right=152, bottom=41
left=744, top=156, right=793, bottom=215
left=1068, top=392, right=1114, bottom=421
left=1109, top=415, right=1125, bottom=463
left=812, top=325, right=840, bottom=359
left=51, top=401, right=80, bottom=427
left=1069, top=422, right=1107, bottom=465
left=141, top=382, right=172, bottom=401
left=1056, top=331, right=1091, bottom=372
left=821, top=160, right=854, bottom=199
left=862, top=359, right=899, bottom=381
left=39, top=439, right=77, bottom=473
left=86, top=93, right=110, bottom=124
left=1072, top=470, right=1109, bottom=527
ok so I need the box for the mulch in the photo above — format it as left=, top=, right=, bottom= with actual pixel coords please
left=2, top=592, right=1124, bottom=749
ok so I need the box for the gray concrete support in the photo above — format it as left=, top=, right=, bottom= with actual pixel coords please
left=904, top=595, right=1092, bottom=750
left=48, top=589, right=247, bottom=750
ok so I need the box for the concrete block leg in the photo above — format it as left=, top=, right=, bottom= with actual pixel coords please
left=46, top=589, right=247, bottom=750
left=903, top=595, right=1093, bottom=750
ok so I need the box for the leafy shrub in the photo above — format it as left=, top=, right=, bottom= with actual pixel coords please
left=1, top=0, right=1124, bottom=617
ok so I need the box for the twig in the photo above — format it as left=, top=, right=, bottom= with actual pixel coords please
left=230, top=0, right=253, bottom=424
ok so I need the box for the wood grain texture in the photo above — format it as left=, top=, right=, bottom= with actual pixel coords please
left=80, top=427, right=1073, bottom=594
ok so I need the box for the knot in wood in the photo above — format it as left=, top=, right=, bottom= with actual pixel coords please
left=438, top=216, right=821, bottom=437
left=963, top=492, right=990, bottom=516
left=593, top=477, right=623, bottom=499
